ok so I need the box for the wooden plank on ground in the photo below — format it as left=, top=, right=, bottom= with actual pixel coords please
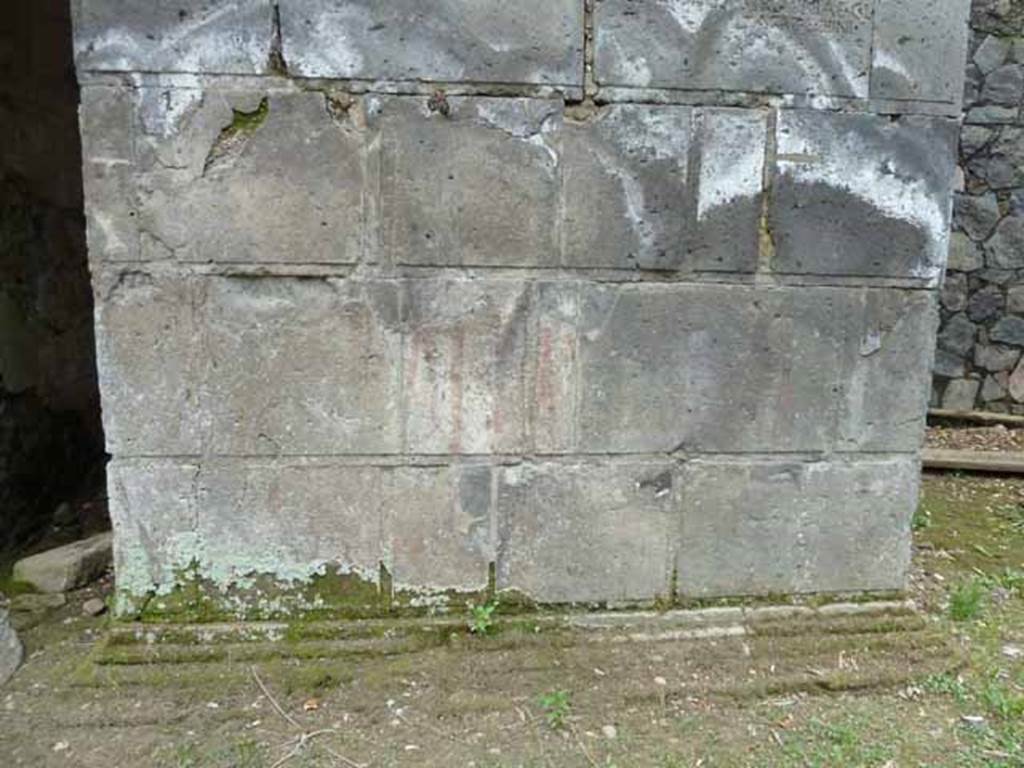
left=928, top=409, right=1024, bottom=427
left=922, top=448, right=1024, bottom=474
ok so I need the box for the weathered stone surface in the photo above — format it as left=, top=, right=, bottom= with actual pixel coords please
left=377, top=97, right=561, bottom=268
left=934, top=349, right=967, bottom=379
left=966, top=105, right=1020, bottom=124
left=72, top=0, right=272, bottom=74
left=975, top=35, right=1011, bottom=74
left=955, top=193, right=1001, bottom=240
left=109, top=458, right=494, bottom=599
left=677, top=458, right=917, bottom=597
left=94, top=272, right=204, bottom=455
left=937, top=312, right=979, bottom=357
left=526, top=282, right=579, bottom=454
left=942, top=377, right=981, bottom=410
left=562, top=104, right=695, bottom=271
left=986, top=216, right=1024, bottom=269
left=575, top=284, right=934, bottom=454
left=871, top=0, right=972, bottom=104
left=975, top=344, right=1021, bottom=372
left=947, top=232, right=985, bottom=271
left=202, top=278, right=403, bottom=455
left=941, top=272, right=968, bottom=312
left=689, top=108, right=767, bottom=271
left=770, top=111, right=958, bottom=283
left=79, top=86, right=137, bottom=262
left=12, top=533, right=113, bottom=593
left=1008, top=285, right=1024, bottom=314
left=497, top=461, right=675, bottom=604
left=0, top=605, right=21, bottom=686
left=834, top=289, right=938, bottom=452
left=595, top=0, right=873, bottom=97
left=991, top=315, right=1024, bottom=346
left=138, top=89, right=366, bottom=264
left=981, top=374, right=1008, bottom=401
left=967, top=285, right=1006, bottom=323
left=961, top=125, right=995, bottom=156
left=1010, top=358, right=1024, bottom=402
left=402, top=280, right=528, bottom=454
left=982, top=64, right=1024, bottom=105
left=279, top=0, right=584, bottom=86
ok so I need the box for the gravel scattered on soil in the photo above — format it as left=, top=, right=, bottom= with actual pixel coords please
left=926, top=424, right=1024, bottom=452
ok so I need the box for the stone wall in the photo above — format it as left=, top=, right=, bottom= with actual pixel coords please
left=935, top=0, right=1024, bottom=412
left=0, top=3, right=104, bottom=556
left=72, top=0, right=970, bottom=616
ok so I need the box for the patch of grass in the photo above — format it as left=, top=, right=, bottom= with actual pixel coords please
left=468, top=599, right=499, bottom=635
left=924, top=672, right=971, bottom=704
left=538, top=689, right=571, bottom=730
left=950, top=580, right=987, bottom=622
left=779, top=718, right=895, bottom=767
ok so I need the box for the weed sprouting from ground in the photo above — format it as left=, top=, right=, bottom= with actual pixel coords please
left=950, top=579, right=987, bottom=621
left=468, top=599, right=499, bottom=635
left=539, top=689, right=571, bottom=729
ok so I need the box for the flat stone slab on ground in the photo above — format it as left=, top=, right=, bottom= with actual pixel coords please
left=12, top=533, right=113, bottom=594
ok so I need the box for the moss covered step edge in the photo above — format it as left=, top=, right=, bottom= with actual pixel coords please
left=93, top=599, right=921, bottom=665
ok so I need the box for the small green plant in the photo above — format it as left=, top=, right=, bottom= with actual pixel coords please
left=468, top=599, right=499, bottom=635
left=923, top=672, right=970, bottom=704
left=912, top=505, right=932, bottom=531
left=950, top=579, right=986, bottom=622
left=539, top=689, right=571, bottom=729
left=980, top=677, right=1024, bottom=721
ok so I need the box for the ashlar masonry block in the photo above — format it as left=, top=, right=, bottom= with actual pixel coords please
left=278, top=0, right=585, bottom=86
left=595, top=0, right=874, bottom=97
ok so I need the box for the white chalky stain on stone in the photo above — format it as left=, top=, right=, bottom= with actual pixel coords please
left=698, top=111, right=766, bottom=221
left=79, top=3, right=265, bottom=72
left=777, top=121, right=948, bottom=280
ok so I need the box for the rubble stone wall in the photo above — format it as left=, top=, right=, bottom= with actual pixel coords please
left=934, top=0, right=1024, bottom=413
left=72, top=0, right=970, bottom=616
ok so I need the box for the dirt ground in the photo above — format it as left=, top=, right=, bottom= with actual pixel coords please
left=1, top=472, right=1023, bottom=768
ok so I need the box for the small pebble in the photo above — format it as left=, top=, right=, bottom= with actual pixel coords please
left=602, top=724, right=618, bottom=740
left=82, top=598, right=106, bottom=617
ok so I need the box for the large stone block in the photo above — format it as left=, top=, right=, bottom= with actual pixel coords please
left=79, top=86, right=138, bottom=262
left=96, top=273, right=404, bottom=457
left=107, top=459, right=200, bottom=600
left=574, top=284, right=934, bottom=454
left=95, top=272, right=204, bottom=456
left=562, top=104, right=694, bottom=271
left=109, top=458, right=495, bottom=601
left=770, top=110, right=959, bottom=283
left=201, top=277, right=403, bottom=455
left=497, top=461, right=676, bottom=604
left=402, top=280, right=529, bottom=454
left=594, top=0, right=873, bottom=97
left=278, top=0, right=584, bottom=86
left=197, top=460, right=385, bottom=586
left=836, top=290, right=938, bottom=452
left=377, top=97, right=561, bottom=268
left=72, top=0, right=272, bottom=74
left=576, top=284, right=846, bottom=453
left=383, top=464, right=494, bottom=594
left=871, top=0, right=971, bottom=104
left=134, top=89, right=367, bottom=264
left=677, top=457, right=918, bottom=597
